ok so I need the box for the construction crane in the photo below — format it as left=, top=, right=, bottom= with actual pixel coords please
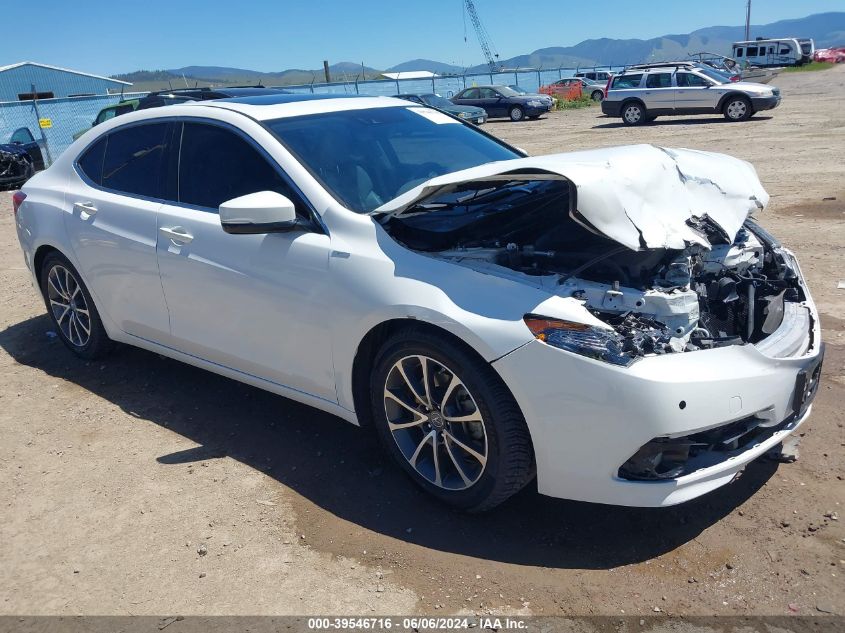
left=463, top=0, right=500, bottom=72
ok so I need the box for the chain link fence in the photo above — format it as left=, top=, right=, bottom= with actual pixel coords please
left=0, top=64, right=624, bottom=168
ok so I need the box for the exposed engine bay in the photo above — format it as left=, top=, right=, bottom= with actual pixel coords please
left=380, top=177, right=811, bottom=362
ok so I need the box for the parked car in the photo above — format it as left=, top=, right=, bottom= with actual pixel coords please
left=13, top=94, right=821, bottom=511
left=451, top=85, right=551, bottom=121
left=396, top=93, right=487, bottom=124
left=575, top=70, right=613, bottom=82
left=73, top=99, right=141, bottom=141
left=602, top=65, right=781, bottom=125
left=136, top=86, right=290, bottom=110
left=6, top=127, right=45, bottom=171
left=0, top=144, right=33, bottom=190
left=539, top=78, right=586, bottom=101
left=506, top=85, right=553, bottom=107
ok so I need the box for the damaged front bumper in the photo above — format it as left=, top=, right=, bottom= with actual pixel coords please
left=492, top=297, right=822, bottom=507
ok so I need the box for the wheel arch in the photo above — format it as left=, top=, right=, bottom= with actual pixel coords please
left=620, top=97, right=646, bottom=110
left=350, top=318, right=521, bottom=430
left=717, top=91, right=752, bottom=112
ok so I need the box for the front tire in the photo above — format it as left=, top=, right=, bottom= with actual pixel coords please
left=509, top=106, right=525, bottom=122
left=370, top=329, right=534, bottom=512
left=621, top=101, right=647, bottom=125
left=723, top=96, right=752, bottom=121
left=40, top=252, right=112, bottom=359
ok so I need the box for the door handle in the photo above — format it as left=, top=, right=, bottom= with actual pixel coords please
left=159, top=226, right=194, bottom=244
left=73, top=201, right=97, bottom=217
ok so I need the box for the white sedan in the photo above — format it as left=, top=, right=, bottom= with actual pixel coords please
left=12, top=94, right=823, bottom=511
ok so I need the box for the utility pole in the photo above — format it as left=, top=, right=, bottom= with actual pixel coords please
left=745, top=0, right=752, bottom=41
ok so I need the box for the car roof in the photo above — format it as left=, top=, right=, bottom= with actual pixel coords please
left=199, top=94, right=413, bottom=120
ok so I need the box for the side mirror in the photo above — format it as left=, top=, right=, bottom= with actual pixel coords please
left=219, top=191, right=300, bottom=234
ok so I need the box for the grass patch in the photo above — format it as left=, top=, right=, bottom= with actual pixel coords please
left=553, top=95, right=596, bottom=110
left=782, top=62, right=836, bottom=73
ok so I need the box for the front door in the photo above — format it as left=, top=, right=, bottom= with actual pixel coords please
left=674, top=71, right=718, bottom=110
left=155, top=121, right=337, bottom=402
left=478, top=88, right=506, bottom=117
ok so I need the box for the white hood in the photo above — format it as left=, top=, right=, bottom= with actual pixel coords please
left=375, top=144, right=769, bottom=251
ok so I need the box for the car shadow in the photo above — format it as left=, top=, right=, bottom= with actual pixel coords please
left=0, top=314, right=779, bottom=570
left=593, top=116, right=774, bottom=129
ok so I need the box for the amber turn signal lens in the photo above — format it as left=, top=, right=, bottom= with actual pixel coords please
left=523, top=314, right=591, bottom=339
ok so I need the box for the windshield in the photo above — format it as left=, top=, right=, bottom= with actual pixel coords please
left=265, top=107, right=520, bottom=213
left=696, top=67, right=728, bottom=84
left=421, top=94, right=456, bottom=109
left=508, top=85, right=528, bottom=94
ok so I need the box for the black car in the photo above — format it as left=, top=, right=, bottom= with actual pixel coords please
left=136, top=86, right=290, bottom=110
left=395, top=93, right=487, bottom=124
left=1, top=126, right=45, bottom=190
left=451, top=85, right=551, bottom=122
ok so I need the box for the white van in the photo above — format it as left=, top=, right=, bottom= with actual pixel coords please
left=732, top=38, right=809, bottom=67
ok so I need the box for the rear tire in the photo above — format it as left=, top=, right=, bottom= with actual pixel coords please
left=621, top=101, right=647, bottom=125
left=370, top=328, right=535, bottom=512
left=723, top=96, right=752, bottom=121
left=509, top=106, right=525, bottom=122
left=591, top=90, right=604, bottom=102
left=40, top=252, right=112, bottom=360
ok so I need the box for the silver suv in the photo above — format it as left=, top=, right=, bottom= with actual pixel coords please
left=601, top=63, right=781, bottom=125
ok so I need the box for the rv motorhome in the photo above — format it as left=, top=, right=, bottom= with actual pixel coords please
left=732, top=38, right=812, bottom=67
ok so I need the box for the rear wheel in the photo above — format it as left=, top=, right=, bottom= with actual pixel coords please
left=371, top=329, right=534, bottom=511
left=591, top=90, right=604, bottom=102
left=509, top=106, right=525, bottom=122
left=621, top=101, right=646, bottom=125
left=40, top=252, right=112, bottom=359
left=723, top=96, right=752, bottom=121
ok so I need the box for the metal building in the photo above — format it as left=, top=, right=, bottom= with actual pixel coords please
left=0, top=61, right=131, bottom=101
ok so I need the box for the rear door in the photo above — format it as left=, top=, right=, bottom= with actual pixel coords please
left=642, top=72, right=674, bottom=111
left=64, top=122, right=172, bottom=340
left=452, top=87, right=480, bottom=107
left=154, top=120, right=336, bottom=401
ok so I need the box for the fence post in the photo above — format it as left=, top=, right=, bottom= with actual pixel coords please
left=29, top=84, right=53, bottom=166
left=395, top=79, right=400, bottom=94
left=431, top=76, right=435, bottom=92
left=355, top=79, right=359, bottom=94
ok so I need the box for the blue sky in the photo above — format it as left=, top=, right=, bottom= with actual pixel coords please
left=2, top=0, right=842, bottom=74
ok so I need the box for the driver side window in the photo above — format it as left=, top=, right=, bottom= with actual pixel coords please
left=177, top=122, right=304, bottom=214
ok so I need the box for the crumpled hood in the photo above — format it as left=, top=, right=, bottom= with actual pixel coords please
left=374, top=144, right=769, bottom=251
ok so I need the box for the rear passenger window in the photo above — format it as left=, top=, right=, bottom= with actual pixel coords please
left=611, top=74, right=642, bottom=89
left=101, top=123, right=170, bottom=198
left=178, top=122, right=299, bottom=212
left=77, top=137, right=106, bottom=185
left=645, top=73, right=672, bottom=88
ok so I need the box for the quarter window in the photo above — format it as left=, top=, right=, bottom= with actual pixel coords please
left=611, top=74, right=643, bottom=89
left=102, top=123, right=171, bottom=198
left=178, top=122, right=299, bottom=212
left=77, top=137, right=107, bottom=185
left=645, top=73, right=672, bottom=88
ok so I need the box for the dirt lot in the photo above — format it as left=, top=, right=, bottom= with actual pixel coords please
left=1, top=67, right=844, bottom=617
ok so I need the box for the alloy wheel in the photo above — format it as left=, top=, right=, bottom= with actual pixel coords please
left=383, top=355, right=488, bottom=490
left=726, top=100, right=748, bottom=120
left=46, top=264, right=91, bottom=347
left=623, top=105, right=642, bottom=124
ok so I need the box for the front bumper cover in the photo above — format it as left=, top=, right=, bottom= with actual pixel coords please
left=492, top=302, right=821, bottom=507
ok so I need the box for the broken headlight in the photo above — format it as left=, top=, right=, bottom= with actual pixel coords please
left=523, top=314, right=636, bottom=367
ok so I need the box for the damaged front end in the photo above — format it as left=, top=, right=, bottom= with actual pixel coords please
left=376, top=145, right=816, bottom=367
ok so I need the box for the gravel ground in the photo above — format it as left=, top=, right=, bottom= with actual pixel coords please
left=1, top=66, right=843, bottom=617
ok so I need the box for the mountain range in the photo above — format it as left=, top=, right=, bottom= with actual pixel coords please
left=113, top=11, right=845, bottom=90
